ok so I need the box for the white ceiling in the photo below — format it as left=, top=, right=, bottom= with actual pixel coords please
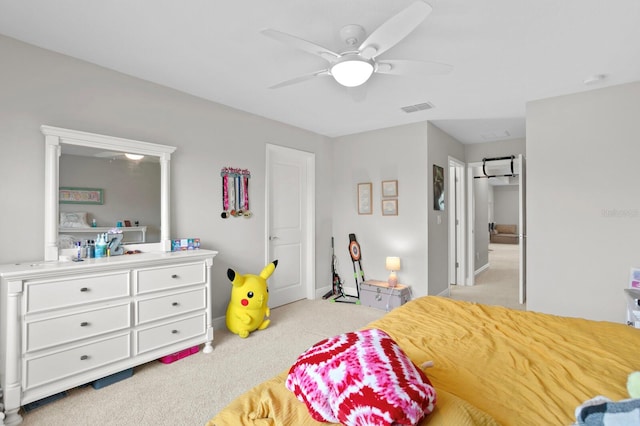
left=1, top=0, right=639, bottom=143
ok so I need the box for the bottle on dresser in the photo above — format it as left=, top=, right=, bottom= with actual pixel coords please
left=95, top=234, right=107, bottom=258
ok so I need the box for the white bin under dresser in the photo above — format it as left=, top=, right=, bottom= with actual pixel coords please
left=0, top=249, right=217, bottom=425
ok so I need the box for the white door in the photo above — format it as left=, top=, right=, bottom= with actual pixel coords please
left=266, top=144, right=315, bottom=307
left=518, top=154, right=527, bottom=304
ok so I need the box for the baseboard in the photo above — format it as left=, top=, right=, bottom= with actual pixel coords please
left=437, top=287, right=450, bottom=297
left=316, top=285, right=332, bottom=299
left=475, top=262, right=489, bottom=276
left=213, top=315, right=226, bottom=331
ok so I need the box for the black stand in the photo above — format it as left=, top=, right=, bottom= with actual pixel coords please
left=323, top=237, right=340, bottom=299
left=332, top=233, right=362, bottom=304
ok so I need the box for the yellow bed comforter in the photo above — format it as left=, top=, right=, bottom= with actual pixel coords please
left=208, top=296, right=640, bottom=425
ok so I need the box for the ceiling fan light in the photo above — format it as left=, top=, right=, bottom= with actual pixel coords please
left=125, top=153, right=144, bottom=160
left=330, top=56, right=374, bottom=87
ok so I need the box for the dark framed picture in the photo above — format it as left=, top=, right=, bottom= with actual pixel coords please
left=433, top=165, right=444, bottom=211
left=124, top=220, right=132, bottom=227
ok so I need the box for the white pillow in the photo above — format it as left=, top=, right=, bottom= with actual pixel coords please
left=60, top=212, right=90, bottom=228
left=57, top=234, right=77, bottom=249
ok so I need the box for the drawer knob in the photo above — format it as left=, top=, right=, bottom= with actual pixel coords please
left=80, top=322, right=90, bottom=327
left=80, top=355, right=89, bottom=361
left=80, top=287, right=89, bottom=292
left=172, top=302, right=179, bottom=307
left=171, top=274, right=179, bottom=279
left=171, top=329, right=179, bottom=334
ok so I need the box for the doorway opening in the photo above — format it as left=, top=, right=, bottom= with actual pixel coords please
left=450, top=155, right=526, bottom=309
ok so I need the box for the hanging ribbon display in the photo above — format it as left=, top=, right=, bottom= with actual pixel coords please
left=220, top=167, right=251, bottom=219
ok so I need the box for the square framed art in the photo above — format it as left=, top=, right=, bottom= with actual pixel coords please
left=382, top=199, right=398, bottom=216
left=382, top=180, right=398, bottom=198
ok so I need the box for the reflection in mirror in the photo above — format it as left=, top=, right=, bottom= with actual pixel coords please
left=59, top=146, right=161, bottom=246
left=42, top=125, right=176, bottom=261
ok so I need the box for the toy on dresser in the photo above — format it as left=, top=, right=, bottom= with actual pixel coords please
left=226, top=260, right=278, bottom=338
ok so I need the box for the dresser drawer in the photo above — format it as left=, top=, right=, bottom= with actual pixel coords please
left=135, top=262, right=205, bottom=294
left=26, top=272, right=130, bottom=313
left=136, top=287, right=206, bottom=325
left=136, top=314, right=205, bottom=355
left=24, top=333, right=131, bottom=389
left=26, top=303, right=131, bottom=352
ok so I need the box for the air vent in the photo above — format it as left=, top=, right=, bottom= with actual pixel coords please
left=401, top=102, right=434, bottom=113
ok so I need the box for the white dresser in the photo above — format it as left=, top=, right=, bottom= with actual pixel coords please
left=0, top=249, right=217, bottom=425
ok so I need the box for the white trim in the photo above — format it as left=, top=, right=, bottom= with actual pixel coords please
left=41, top=125, right=176, bottom=261
left=475, top=262, right=490, bottom=276
left=448, top=157, right=466, bottom=288
left=437, top=287, right=450, bottom=297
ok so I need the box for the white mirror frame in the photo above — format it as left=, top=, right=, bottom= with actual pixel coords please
left=42, top=125, right=177, bottom=261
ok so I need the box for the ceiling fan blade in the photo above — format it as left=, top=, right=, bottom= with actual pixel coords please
left=269, top=69, right=330, bottom=89
left=261, top=29, right=340, bottom=62
left=376, top=59, right=453, bottom=75
left=359, top=1, right=432, bottom=59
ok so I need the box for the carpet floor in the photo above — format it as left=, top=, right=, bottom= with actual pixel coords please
left=19, top=299, right=386, bottom=426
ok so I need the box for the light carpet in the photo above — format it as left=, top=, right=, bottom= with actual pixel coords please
left=449, top=242, right=525, bottom=310
left=19, top=299, right=386, bottom=426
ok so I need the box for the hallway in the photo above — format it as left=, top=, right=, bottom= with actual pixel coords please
left=449, top=243, right=525, bottom=310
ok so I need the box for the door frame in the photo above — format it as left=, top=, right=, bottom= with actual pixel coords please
left=265, top=143, right=316, bottom=302
left=518, top=154, right=526, bottom=304
left=466, top=157, right=526, bottom=302
left=448, top=157, right=466, bottom=288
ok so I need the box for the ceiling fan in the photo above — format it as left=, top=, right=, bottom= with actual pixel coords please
left=262, top=0, right=453, bottom=89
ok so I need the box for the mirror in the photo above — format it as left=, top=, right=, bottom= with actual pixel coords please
left=59, top=147, right=161, bottom=244
left=42, top=125, right=176, bottom=261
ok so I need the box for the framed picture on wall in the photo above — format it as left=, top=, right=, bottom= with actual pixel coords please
left=381, top=180, right=398, bottom=198
left=382, top=199, right=398, bottom=216
left=357, top=182, right=372, bottom=215
left=59, top=187, right=104, bottom=205
left=433, top=165, right=445, bottom=211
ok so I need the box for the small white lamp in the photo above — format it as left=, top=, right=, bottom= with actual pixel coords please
left=385, top=256, right=401, bottom=287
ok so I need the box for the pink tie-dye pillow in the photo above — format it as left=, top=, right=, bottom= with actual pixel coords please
left=286, top=328, right=436, bottom=426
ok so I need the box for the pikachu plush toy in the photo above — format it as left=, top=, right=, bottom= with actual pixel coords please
left=225, top=260, right=277, bottom=338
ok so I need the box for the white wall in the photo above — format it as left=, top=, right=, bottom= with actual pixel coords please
left=332, top=123, right=429, bottom=297
left=427, top=124, right=465, bottom=294
left=493, top=185, right=519, bottom=226
left=527, top=81, right=640, bottom=322
left=0, top=35, right=333, bottom=322
left=331, top=122, right=464, bottom=298
left=466, top=138, right=526, bottom=163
